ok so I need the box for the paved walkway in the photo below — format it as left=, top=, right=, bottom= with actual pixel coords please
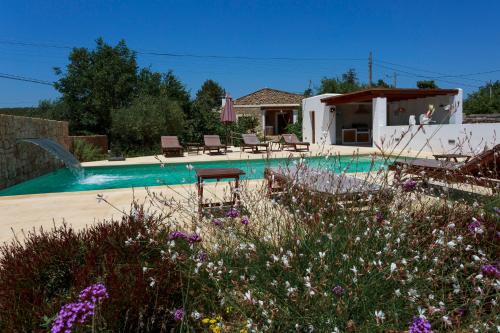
left=0, top=144, right=433, bottom=244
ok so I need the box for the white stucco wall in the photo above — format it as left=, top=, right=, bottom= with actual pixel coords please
left=377, top=123, right=499, bottom=154
left=302, top=94, right=339, bottom=144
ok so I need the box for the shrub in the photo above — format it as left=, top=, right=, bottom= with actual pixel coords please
left=72, top=139, right=104, bottom=162
left=0, top=204, right=183, bottom=332
left=110, top=94, right=185, bottom=155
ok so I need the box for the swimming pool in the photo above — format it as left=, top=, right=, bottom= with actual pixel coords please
left=0, top=155, right=401, bottom=196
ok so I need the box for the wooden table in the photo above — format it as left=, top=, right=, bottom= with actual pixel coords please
left=195, top=168, right=246, bottom=219
left=433, top=153, right=471, bottom=162
left=185, top=142, right=201, bottom=155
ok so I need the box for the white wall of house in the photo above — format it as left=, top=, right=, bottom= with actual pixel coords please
left=302, top=94, right=339, bottom=144
left=377, top=123, right=499, bottom=154
left=386, top=90, right=463, bottom=126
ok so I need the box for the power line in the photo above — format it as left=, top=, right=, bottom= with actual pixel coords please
left=0, top=72, right=53, bottom=85
left=373, top=63, right=482, bottom=88
left=0, top=39, right=365, bottom=62
left=374, top=59, right=486, bottom=83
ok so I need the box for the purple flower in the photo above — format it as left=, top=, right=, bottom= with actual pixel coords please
left=169, top=231, right=188, bottom=240
left=197, top=251, right=207, bottom=262
left=52, top=283, right=108, bottom=333
left=241, top=216, right=250, bottom=225
left=374, top=211, right=384, bottom=224
left=226, top=208, right=240, bottom=218
left=402, top=179, right=417, bottom=192
left=332, top=285, right=345, bottom=297
left=409, top=316, right=432, bottom=333
left=173, top=308, right=184, bottom=321
left=187, top=233, right=202, bottom=243
left=212, top=218, right=223, bottom=226
left=78, top=283, right=109, bottom=304
left=481, top=264, right=500, bottom=277
left=468, top=217, right=483, bottom=235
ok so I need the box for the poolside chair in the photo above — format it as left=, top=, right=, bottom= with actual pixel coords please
left=281, top=134, right=310, bottom=151
left=161, top=136, right=183, bottom=157
left=241, top=133, right=269, bottom=153
left=203, top=135, right=227, bottom=154
left=264, top=165, right=387, bottom=207
left=389, top=144, right=500, bottom=188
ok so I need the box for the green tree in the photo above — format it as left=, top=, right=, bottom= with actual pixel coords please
left=161, top=70, right=191, bottom=115
left=54, top=38, right=138, bottom=134
left=110, top=95, right=185, bottom=154
left=416, top=80, right=438, bottom=89
left=188, top=80, right=225, bottom=141
left=464, top=81, right=500, bottom=114
left=317, top=68, right=363, bottom=94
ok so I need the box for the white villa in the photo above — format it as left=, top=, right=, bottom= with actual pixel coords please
left=302, top=88, right=499, bottom=153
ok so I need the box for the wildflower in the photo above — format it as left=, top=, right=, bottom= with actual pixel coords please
left=173, top=308, right=184, bottom=321
left=191, top=311, right=201, bottom=320
left=332, top=285, right=345, bottom=297
left=226, top=207, right=240, bottom=218
left=374, top=211, right=384, bottom=224
left=468, top=218, right=483, bottom=235
left=241, top=215, right=250, bottom=225
left=187, top=233, right=202, bottom=243
left=481, top=264, right=500, bottom=277
left=169, top=231, right=188, bottom=240
left=78, top=283, right=109, bottom=304
left=390, top=262, right=397, bottom=273
left=212, top=218, right=223, bottom=226
left=374, top=310, right=385, bottom=324
left=403, top=179, right=417, bottom=192
left=409, top=316, right=433, bottom=333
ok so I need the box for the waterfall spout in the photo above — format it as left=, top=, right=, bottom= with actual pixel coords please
left=19, top=138, right=83, bottom=177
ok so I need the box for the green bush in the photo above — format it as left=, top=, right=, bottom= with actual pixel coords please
left=110, top=95, right=185, bottom=155
left=72, top=139, right=104, bottom=162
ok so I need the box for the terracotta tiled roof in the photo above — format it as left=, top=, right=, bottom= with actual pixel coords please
left=234, top=88, right=303, bottom=106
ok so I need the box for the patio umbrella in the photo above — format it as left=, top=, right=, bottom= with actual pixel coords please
left=221, top=94, right=236, bottom=144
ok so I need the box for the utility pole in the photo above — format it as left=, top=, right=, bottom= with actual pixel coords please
left=393, top=72, right=397, bottom=88
left=489, top=80, right=493, bottom=100
left=368, top=51, right=373, bottom=87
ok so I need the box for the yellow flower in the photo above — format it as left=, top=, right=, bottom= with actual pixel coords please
left=201, top=318, right=210, bottom=325
left=239, top=329, right=248, bottom=333
left=215, top=315, right=222, bottom=321
left=209, top=318, right=217, bottom=324
left=225, top=306, right=233, bottom=314
left=210, top=324, right=221, bottom=333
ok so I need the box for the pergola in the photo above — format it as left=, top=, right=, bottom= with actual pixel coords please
left=320, top=88, right=459, bottom=105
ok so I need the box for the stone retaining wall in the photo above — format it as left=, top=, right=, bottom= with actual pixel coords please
left=0, top=114, right=70, bottom=191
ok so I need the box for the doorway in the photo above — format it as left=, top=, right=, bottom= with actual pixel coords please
left=277, top=113, right=291, bottom=134
left=309, top=111, right=315, bottom=144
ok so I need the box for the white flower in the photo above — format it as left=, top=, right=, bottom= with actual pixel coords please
left=442, top=315, right=452, bottom=326
left=318, top=251, right=326, bottom=259
left=395, top=289, right=401, bottom=297
left=390, top=263, right=397, bottom=273
left=350, top=266, right=358, bottom=275
left=374, top=310, right=385, bottom=324
left=447, top=241, right=456, bottom=249
left=417, top=307, right=426, bottom=319
left=191, top=311, right=201, bottom=320
left=244, top=290, right=254, bottom=303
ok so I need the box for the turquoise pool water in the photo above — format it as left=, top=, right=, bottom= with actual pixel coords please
left=0, top=155, right=400, bottom=196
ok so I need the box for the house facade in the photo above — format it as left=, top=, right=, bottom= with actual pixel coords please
left=232, top=88, right=303, bottom=136
left=302, top=88, right=499, bottom=153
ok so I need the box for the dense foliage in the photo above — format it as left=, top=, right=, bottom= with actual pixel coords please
left=110, top=95, right=185, bottom=154
left=416, top=80, right=439, bottom=89
left=0, top=204, right=182, bottom=332
left=464, top=81, right=500, bottom=114
left=317, top=68, right=392, bottom=94
left=72, top=139, right=105, bottom=162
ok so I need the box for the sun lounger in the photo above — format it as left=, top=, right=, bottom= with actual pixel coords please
left=203, top=135, right=227, bottom=154
left=241, top=133, right=269, bottom=153
left=264, top=165, right=385, bottom=206
left=390, top=144, right=499, bottom=188
left=161, top=136, right=183, bottom=157
left=281, top=134, right=310, bottom=151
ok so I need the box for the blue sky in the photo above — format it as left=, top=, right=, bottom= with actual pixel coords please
left=0, top=0, right=499, bottom=107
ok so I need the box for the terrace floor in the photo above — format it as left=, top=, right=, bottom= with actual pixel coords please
left=0, top=144, right=435, bottom=244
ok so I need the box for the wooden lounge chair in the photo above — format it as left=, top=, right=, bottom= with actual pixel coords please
left=281, top=134, right=310, bottom=151
left=241, top=133, right=269, bottom=153
left=264, top=165, right=385, bottom=207
left=389, top=144, right=500, bottom=188
left=161, top=136, right=183, bottom=157
left=203, top=135, right=227, bottom=154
